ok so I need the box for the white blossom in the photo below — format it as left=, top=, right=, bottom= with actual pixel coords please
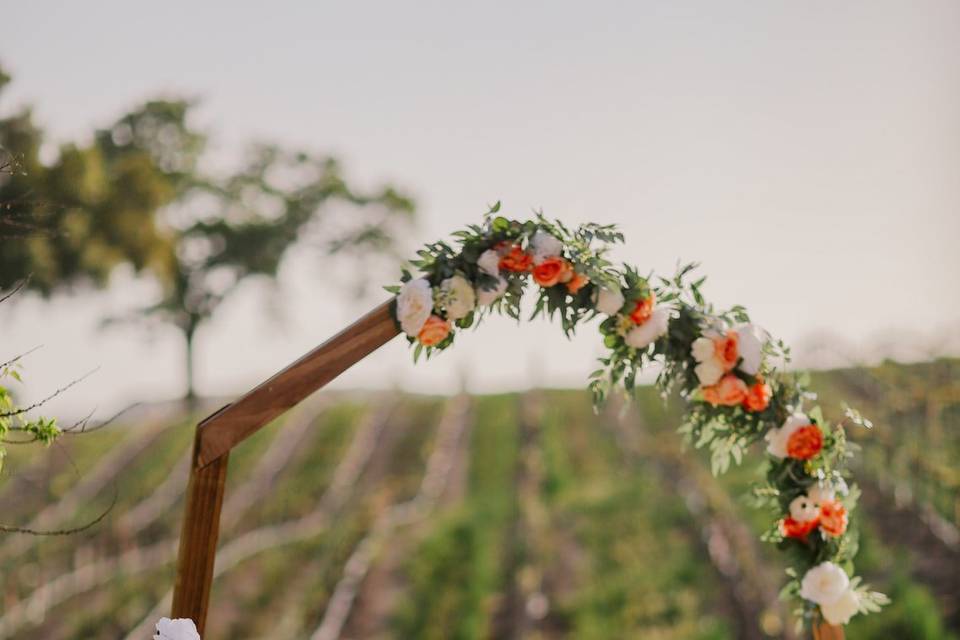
left=396, top=278, right=433, bottom=337
left=734, top=323, right=767, bottom=375
left=440, top=275, right=476, bottom=320
left=477, top=249, right=500, bottom=276
left=694, top=359, right=724, bottom=386
left=820, top=587, right=860, bottom=625
left=691, top=337, right=715, bottom=363
left=800, top=562, right=850, bottom=606
left=154, top=618, right=201, bottom=640
left=789, top=495, right=820, bottom=522
left=529, top=230, right=563, bottom=264
left=624, top=307, right=670, bottom=349
left=595, top=287, right=625, bottom=315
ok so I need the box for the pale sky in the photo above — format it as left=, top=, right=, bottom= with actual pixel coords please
left=2, top=1, right=959, bottom=416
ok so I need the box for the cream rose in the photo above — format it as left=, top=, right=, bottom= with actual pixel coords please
left=477, top=249, right=500, bottom=276
left=800, top=562, right=850, bottom=606
left=764, top=413, right=808, bottom=459
left=820, top=587, right=860, bottom=625
left=154, top=618, right=201, bottom=640
left=595, top=287, right=625, bottom=315
left=529, top=230, right=563, bottom=264
left=396, top=278, right=434, bottom=337
left=789, top=494, right=820, bottom=522
left=691, top=336, right=716, bottom=362
left=694, top=359, right=724, bottom=386
left=477, top=276, right=508, bottom=306
left=440, top=274, right=476, bottom=321
left=807, top=483, right=836, bottom=507
left=624, top=307, right=669, bottom=349
left=734, top=323, right=767, bottom=375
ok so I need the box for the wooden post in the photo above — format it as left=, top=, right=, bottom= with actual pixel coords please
left=171, top=434, right=229, bottom=635
left=170, top=299, right=399, bottom=633
left=813, top=621, right=845, bottom=640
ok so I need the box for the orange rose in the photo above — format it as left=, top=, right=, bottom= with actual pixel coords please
left=702, top=374, right=749, bottom=406
left=532, top=256, right=566, bottom=287
left=786, top=424, right=823, bottom=460
left=417, top=315, right=451, bottom=346
left=818, top=500, right=848, bottom=537
left=499, top=245, right=533, bottom=273
left=742, top=378, right=772, bottom=412
left=781, top=516, right=819, bottom=540
left=566, top=272, right=590, bottom=294
left=714, top=330, right=740, bottom=371
left=629, top=292, right=656, bottom=324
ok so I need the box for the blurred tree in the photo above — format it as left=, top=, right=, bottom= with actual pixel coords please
left=0, top=66, right=415, bottom=400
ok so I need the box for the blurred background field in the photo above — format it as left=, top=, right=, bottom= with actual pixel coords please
left=0, top=358, right=957, bottom=639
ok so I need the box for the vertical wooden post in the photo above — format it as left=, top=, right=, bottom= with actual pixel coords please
left=171, top=428, right=230, bottom=635
left=813, top=621, right=844, bottom=640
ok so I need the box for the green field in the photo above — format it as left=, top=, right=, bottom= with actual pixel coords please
left=0, top=360, right=957, bottom=639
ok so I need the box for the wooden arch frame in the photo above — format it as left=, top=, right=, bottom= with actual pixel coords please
left=169, top=298, right=843, bottom=639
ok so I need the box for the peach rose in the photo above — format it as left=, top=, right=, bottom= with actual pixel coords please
left=498, top=244, right=533, bottom=273
left=532, top=256, right=566, bottom=287
left=742, top=378, right=772, bottom=412
left=417, top=315, right=451, bottom=346
left=702, top=374, right=749, bottom=406
left=714, top=330, right=740, bottom=371
left=557, top=260, right=574, bottom=284
left=566, top=272, right=589, bottom=294
left=629, top=292, right=656, bottom=324
left=818, top=501, right=848, bottom=537
left=781, top=516, right=819, bottom=540
left=786, top=424, right=824, bottom=460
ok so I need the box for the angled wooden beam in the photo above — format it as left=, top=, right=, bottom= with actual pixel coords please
left=196, top=299, right=399, bottom=467
left=813, top=622, right=844, bottom=640
left=172, top=299, right=399, bottom=633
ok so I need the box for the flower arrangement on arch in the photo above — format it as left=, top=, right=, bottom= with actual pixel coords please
left=386, top=204, right=888, bottom=631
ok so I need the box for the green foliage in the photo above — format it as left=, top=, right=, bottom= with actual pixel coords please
left=0, top=356, right=59, bottom=473
left=0, top=65, right=415, bottom=397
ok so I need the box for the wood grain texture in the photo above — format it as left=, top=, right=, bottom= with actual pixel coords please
left=813, top=622, right=845, bottom=640
left=171, top=440, right=230, bottom=635
left=196, top=299, right=399, bottom=467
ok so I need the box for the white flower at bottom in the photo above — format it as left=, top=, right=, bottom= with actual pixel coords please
left=440, top=275, right=476, bottom=320
left=477, top=249, right=500, bottom=276
left=820, top=586, right=860, bottom=625
left=154, top=618, right=201, bottom=640
left=800, top=562, right=850, bottom=606
left=396, top=278, right=434, bottom=337
left=764, top=413, right=809, bottom=459
left=624, top=307, right=670, bottom=349
left=477, top=276, right=508, bottom=306
left=595, top=287, right=625, bottom=315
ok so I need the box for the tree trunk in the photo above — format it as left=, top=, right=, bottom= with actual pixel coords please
left=184, top=321, right=197, bottom=404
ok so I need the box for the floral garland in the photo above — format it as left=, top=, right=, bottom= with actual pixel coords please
left=386, top=205, right=889, bottom=631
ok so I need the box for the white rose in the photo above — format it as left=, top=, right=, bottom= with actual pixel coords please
left=624, top=307, right=670, bottom=349
left=691, top=337, right=716, bottom=363
left=477, top=276, right=508, bottom=306
left=530, top=230, right=563, bottom=264
left=396, top=278, right=434, bottom=337
left=800, top=562, right=850, bottom=606
left=820, top=586, right=860, bottom=625
left=789, top=495, right=820, bottom=522
left=154, top=618, right=201, bottom=640
left=764, top=413, right=808, bottom=459
left=807, top=483, right=836, bottom=507
left=440, top=274, right=476, bottom=321
left=735, top=323, right=767, bottom=375
left=477, top=249, right=500, bottom=276
left=595, top=287, right=625, bottom=315
left=694, top=359, right=724, bottom=386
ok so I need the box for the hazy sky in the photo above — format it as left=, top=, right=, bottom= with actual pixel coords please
left=2, top=1, right=959, bottom=415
